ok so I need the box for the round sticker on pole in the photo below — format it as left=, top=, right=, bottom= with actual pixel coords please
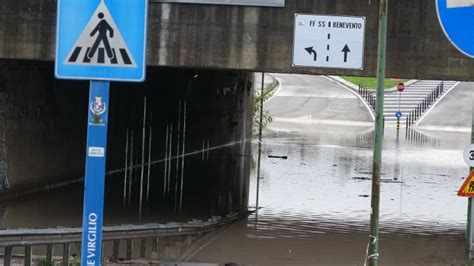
left=397, top=83, right=405, bottom=92
left=463, top=144, right=474, bottom=167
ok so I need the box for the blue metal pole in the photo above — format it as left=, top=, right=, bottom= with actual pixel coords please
left=81, top=80, right=110, bottom=266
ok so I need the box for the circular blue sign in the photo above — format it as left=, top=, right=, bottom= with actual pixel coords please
left=395, top=111, right=402, bottom=118
left=436, top=0, right=474, bottom=58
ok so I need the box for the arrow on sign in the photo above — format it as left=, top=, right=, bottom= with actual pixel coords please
left=342, top=44, right=351, bottom=62
left=305, top=46, right=317, bottom=61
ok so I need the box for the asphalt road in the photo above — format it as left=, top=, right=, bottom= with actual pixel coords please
left=417, top=82, right=473, bottom=132
left=264, top=74, right=373, bottom=132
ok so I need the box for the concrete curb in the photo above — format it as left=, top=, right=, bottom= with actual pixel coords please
left=323, top=76, right=375, bottom=121
left=266, top=75, right=282, bottom=104
left=414, top=81, right=461, bottom=127
left=385, top=79, right=418, bottom=92
left=327, top=76, right=418, bottom=92
left=326, top=75, right=359, bottom=91
left=254, top=73, right=280, bottom=105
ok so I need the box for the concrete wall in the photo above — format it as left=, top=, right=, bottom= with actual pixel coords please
left=0, top=61, right=88, bottom=192
left=0, top=1, right=473, bottom=81
left=0, top=60, right=252, bottom=214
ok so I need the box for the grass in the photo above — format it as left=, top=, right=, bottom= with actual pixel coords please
left=341, top=76, right=409, bottom=90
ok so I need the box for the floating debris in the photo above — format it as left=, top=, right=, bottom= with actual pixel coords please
left=268, top=155, right=288, bottom=159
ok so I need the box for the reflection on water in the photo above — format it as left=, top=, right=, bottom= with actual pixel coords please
left=191, top=127, right=469, bottom=265
left=1, top=126, right=468, bottom=235
left=250, top=127, right=469, bottom=235
left=0, top=203, right=5, bottom=227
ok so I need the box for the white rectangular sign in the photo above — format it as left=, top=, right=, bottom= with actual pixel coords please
left=153, top=0, right=284, bottom=7
left=447, top=0, right=474, bottom=8
left=88, top=147, right=105, bottom=158
left=293, top=14, right=366, bottom=70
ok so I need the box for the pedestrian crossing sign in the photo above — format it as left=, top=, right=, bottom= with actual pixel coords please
left=457, top=170, right=474, bottom=197
left=55, top=0, right=148, bottom=82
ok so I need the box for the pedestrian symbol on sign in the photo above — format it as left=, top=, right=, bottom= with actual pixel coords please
left=88, top=12, right=114, bottom=61
left=65, top=1, right=136, bottom=67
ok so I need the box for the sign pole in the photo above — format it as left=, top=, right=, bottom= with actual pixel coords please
left=467, top=94, right=474, bottom=259
left=367, top=0, right=388, bottom=265
left=256, top=72, right=265, bottom=211
left=81, top=80, right=110, bottom=266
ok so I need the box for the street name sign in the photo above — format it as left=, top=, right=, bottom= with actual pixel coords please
left=293, top=14, right=366, bottom=70
left=464, top=144, right=474, bottom=167
left=458, top=170, right=474, bottom=197
left=436, top=0, right=474, bottom=58
left=55, top=0, right=148, bottom=81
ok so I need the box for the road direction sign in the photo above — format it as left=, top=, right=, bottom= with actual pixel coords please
left=55, top=0, right=148, bottom=81
left=458, top=171, right=474, bottom=197
left=293, top=14, right=366, bottom=70
left=464, top=144, right=474, bottom=167
left=395, top=111, right=402, bottom=119
left=436, top=0, right=474, bottom=58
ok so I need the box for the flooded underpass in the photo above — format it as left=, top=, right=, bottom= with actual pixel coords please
left=0, top=74, right=471, bottom=265
left=2, top=126, right=469, bottom=265
left=187, top=126, right=469, bottom=265
left=188, top=75, right=472, bottom=265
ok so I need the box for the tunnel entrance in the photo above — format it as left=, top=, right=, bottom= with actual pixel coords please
left=0, top=59, right=254, bottom=227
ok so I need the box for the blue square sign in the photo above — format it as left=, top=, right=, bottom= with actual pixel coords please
left=55, top=0, right=148, bottom=82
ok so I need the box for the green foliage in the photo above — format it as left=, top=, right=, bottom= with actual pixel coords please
left=253, top=79, right=278, bottom=135
left=341, top=76, right=408, bottom=90
left=37, top=257, right=53, bottom=266
left=69, top=257, right=81, bottom=266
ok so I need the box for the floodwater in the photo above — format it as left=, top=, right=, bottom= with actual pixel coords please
left=1, top=73, right=472, bottom=264
left=254, top=127, right=469, bottom=235
left=190, top=126, right=471, bottom=265
left=0, top=124, right=470, bottom=265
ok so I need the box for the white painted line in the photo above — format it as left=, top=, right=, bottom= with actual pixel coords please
left=415, top=125, right=471, bottom=133
left=323, top=76, right=375, bottom=121
left=414, top=81, right=461, bottom=126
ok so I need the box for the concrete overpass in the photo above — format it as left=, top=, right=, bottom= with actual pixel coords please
left=0, top=0, right=473, bottom=80
left=0, top=0, right=472, bottom=214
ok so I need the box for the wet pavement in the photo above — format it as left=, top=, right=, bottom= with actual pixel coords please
left=190, top=127, right=469, bottom=265
left=417, top=82, right=473, bottom=132
left=0, top=74, right=472, bottom=265
left=190, top=75, right=472, bottom=265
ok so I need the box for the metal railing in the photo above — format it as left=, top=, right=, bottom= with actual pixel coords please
left=358, top=85, right=376, bottom=111
left=0, top=212, right=246, bottom=265
left=405, top=128, right=439, bottom=147
left=406, top=81, right=444, bottom=128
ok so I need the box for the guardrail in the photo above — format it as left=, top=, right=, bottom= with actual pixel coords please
left=406, top=81, right=444, bottom=128
left=0, top=212, right=246, bottom=265
left=405, top=128, right=439, bottom=147
left=358, top=85, right=376, bottom=111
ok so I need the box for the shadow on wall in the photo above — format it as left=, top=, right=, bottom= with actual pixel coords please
left=0, top=81, right=10, bottom=192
